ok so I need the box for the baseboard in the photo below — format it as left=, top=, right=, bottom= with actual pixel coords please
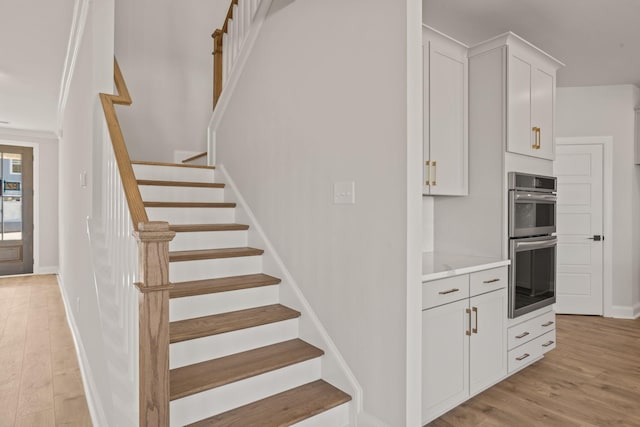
left=216, top=164, right=363, bottom=425
left=609, top=303, right=640, bottom=319
left=55, top=273, right=108, bottom=427
left=36, top=266, right=59, bottom=275
left=357, top=411, right=391, bottom=427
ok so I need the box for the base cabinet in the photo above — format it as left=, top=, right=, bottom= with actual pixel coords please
left=422, top=267, right=507, bottom=424
left=507, top=308, right=556, bottom=373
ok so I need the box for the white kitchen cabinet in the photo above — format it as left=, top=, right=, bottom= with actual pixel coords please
left=422, top=25, right=468, bottom=196
left=468, top=285, right=508, bottom=395
left=422, top=298, right=469, bottom=421
left=468, top=33, right=563, bottom=161
left=507, top=41, right=558, bottom=160
left=421, top=267, right=507, bottom=424
left=507, top=307, right=556, bottom=373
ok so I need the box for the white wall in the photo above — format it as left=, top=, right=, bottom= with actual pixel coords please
left=0, top=131, right=59, bottom=273
left=214, top=0, right=413, bottom=424
left=556, top=85, right=640, bottom=317
left=59, top=0, right=140, bottom=425
left=114, top=0, right=229, bottom=162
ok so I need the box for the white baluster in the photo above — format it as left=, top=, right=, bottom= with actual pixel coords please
left=241, top=0, right=249, bottom=45
left=232, top=5, right=239, bottom=62
left=237, top=0, right=245, bottom=48
left=222, top=32, right=229, bottom=84
left=251, top=0, right=259, bottom=20
left=228, top=19, right=235, bottom=73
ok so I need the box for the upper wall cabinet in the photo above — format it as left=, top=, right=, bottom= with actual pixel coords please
left=423, top=26, right=468, bottom=196
left=470, top=33, right=564, bottom=161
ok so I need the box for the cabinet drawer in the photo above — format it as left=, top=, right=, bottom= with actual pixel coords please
left=422, top=275, right=469, bottom=310
left=508, top=310, right=556, bottom=350
left=470, top=267, right=507, bottom=297
left=508, top=329, right=556, bottom=373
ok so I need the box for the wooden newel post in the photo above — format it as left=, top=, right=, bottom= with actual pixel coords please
left=212, top=29, right=224, bottom=109
left=134, top=221, right=176, bottom=427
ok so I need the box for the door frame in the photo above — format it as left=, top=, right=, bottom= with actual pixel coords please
left=556, top=136, right=613, bottom=317
left=0, top=139, right=41, bottom=275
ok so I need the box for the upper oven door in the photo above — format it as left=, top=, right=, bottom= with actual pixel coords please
left=509, top=190, right=557, bottom=238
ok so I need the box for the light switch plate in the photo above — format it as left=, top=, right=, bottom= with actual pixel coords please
left=333, top=181, right=355, bottom=204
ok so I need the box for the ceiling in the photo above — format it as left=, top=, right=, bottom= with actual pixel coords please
left=0, top=0, right=75, bottom=133
left=424, top=0, right=640, bottom=88
left=1, top=1, right=639, bottom=133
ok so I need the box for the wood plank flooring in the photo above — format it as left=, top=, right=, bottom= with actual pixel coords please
left=426, top=314, right=640, bottom=427
left=0, top=275, right=91, bottom=427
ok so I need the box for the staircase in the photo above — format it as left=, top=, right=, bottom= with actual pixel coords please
left=132, top=160, right=352, bottom=426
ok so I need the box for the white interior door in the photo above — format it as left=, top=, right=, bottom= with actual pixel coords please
left=553, top=144, right=604, bottom=315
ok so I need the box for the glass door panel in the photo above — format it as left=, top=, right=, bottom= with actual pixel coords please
left=2, top=152, right=23, bottom=241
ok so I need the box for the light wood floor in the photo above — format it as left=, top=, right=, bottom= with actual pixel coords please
left=0, top=275, right=91, bottom=427
left=427, top=314, right=640, bottom=427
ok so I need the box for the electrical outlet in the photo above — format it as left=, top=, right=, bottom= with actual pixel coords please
left=80, top=171, right=87, bottom=188
left=333, top=181, right=355, bottom=204
left=76, top=296, right=80, bottom=312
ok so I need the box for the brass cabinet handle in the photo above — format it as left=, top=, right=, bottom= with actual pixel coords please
left=431, top=161, right=437, bottom=186
left=483, top=278, right=500, bottom=284
left=516, top=353, right=531, bottom=361
left=472, top=306, right=478, bottom=334
left=465, top=308, right=471, bottom=336
left=541, top=321, right=554, bottom=327
left=542, top=340, right=555, bottom=347
left=425, top=160, right=431, bottom=186
left=438, top=288, right=460, bottom=295
left=532, top=127, right=541, bottom=149
left=515, top=331, right=530, bottom=339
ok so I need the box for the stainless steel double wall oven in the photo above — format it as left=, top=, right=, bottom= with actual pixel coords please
left=508, top=172, right=557, bottom=318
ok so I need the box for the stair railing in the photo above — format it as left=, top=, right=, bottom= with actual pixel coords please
left=99, top=59, right=175, bottom=426
left=212, top=0, right=261, bottom=108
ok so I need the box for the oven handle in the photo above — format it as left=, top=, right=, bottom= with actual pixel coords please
left=514, top=192, right=557, bottom=203
left=514, top=238, right=558, bottom=251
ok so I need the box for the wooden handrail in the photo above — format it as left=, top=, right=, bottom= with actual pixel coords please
left=99, top=59, right=149, bottom=230
left=211, top=0, right=247, bottom=109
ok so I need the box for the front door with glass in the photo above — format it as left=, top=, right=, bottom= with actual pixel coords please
left=0, top=145, right=33, bottom=275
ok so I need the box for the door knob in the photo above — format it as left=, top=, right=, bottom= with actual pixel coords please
left=587, top=235, right=604, bottom=241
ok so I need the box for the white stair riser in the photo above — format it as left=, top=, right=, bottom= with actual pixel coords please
left=139, top=186, right=225, bottom=203
left=133, top=164, right=215, bottom=182
left=170, top=256, right=262, bottom=282
left=292, top=402, right=351, bottom=427
left=170, top=285, right=279, bottom=321
left=146, top=207, right=235, bottom=224
left=170, top=230, right=248, bottom=251
left=169, top=319, right=298, bottom=369
left=170, top=358, right=321, bottom=426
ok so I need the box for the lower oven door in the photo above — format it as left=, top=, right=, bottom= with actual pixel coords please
left=509, top=235, right=557, bottom=318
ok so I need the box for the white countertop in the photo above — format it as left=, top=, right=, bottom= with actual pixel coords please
left=422, top=252, right=510, bottom=282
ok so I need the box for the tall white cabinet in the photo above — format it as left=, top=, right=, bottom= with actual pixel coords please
left=422, top=26, right=468, bottom=196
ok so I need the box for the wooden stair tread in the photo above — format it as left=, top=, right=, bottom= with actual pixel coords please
left=170, top=274, right=281, bottom=299
left=186, top=380, right=351, bottom=426
left=144, top=201, right=236, bottom=208
left=182, top=151, right=208, bottom=163
left=131, top=160, right=214, bottom=170
left=169, top=223, right=249, bottom=232
left=170, top=339, right=322, bottom=400
left=137, top=179, right=224, bottom=188
left=169, top=304, right=300, bottom=343
left=169, top=247, right=264, bottom=262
